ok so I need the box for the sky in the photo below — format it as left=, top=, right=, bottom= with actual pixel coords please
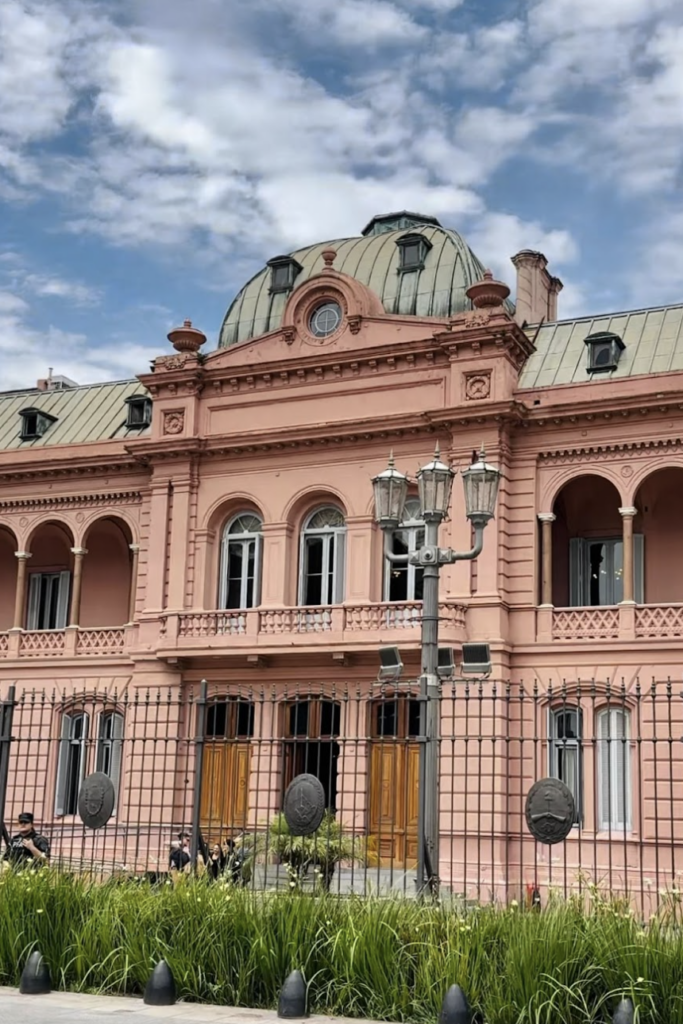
left=1, top=0, right=683, bottom=390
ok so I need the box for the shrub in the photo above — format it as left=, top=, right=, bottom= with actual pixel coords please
left=1, top=870, right=683, bottom=1022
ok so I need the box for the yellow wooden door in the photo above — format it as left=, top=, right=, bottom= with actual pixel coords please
left=369, top=742, right=419, bottom=867
left=200, top=742, right=250, bottom=843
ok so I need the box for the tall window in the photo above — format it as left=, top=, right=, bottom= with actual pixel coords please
left=96, top=712, right=124, bottom=807
left=597, top=707, right=631, bottom=831
left=27, top=571, right=71, bottom=629
left=384, top=498, right=424, bottom=601
left=569, top=537, right=643, bottom=606
left=55, top=712, right=89, bottom=816
left=299, top=506, right=346, bottom=606
left=219, top=513, right=262, bottom=609
left=548, top=707, right=582, bottom=824
left=283, top=698, right=341, bottom=811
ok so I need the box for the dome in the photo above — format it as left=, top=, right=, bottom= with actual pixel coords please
left=219, top=212, right=500, bottom=348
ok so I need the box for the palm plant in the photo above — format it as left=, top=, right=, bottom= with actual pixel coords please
left=265, top=811, right=368, bottom=891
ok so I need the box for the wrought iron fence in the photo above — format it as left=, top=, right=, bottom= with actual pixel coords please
left=0, top=678, right=681, bottom=913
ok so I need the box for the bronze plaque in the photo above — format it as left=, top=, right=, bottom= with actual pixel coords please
left=283, top=773, right=326, bottom=836
left=78, top=772, right=116, bottom=830
left=525, top=778, right=575, bottom=845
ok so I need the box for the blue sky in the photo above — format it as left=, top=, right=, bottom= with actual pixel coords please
left=1, top=0, right=682, bottom=389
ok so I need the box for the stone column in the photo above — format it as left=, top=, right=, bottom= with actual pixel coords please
left=619, top=507, right=637, bottom=604
left=12, top=551, right=32, bottom=629
left=69, top=547, right=88, bottom=626
left=128, top=544, right=140, bottom=622
left=538, top=513, right=556, bottom=606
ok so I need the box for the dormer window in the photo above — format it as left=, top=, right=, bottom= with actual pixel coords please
left=19, top=407, right=56, bottom=441
left=267, top=255, right=303, bottom=295
left=396, top=232, right=432, bottom=273
left=584, top=331, right=625, bottom=374
left=125, top=395, right=152, bottom=429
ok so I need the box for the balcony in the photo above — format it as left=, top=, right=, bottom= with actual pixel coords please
left=542, top=604, right=683, bottom=642
left=160, top=600, right=467, bottom=655
left=0, top=626, right=128, bottom=659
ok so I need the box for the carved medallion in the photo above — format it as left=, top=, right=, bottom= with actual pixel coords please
left=465, top=371, right=492, bottom=401
left=163, top=411, right=184, bottom=435
left=283, top=773, right=326, bottom=836
left=525, top=778, right=575, bottom=845
left=621, top=466, right=634, bottom=478
left=78, top=772, right=116, bottom=830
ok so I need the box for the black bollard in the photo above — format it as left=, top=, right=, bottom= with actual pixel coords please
left=19, top=950, right=51, bottom=995
left=144, top=959, right=176, bottom=1006
left=613, top=998, right=634, bottom=1024
left=278, top=969, right=308, bottom=1019
left=439, top=984, right=471, bottom=1024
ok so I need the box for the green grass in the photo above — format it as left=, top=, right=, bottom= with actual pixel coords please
left=1, top=870, right=683, bottom=1023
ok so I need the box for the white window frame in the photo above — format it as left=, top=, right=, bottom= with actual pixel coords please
left=27, top=570, right=71, bottom=629
left=218, top=513, right=263, bottom=609
left=384, top=498, right=425, bottom=602
left=55, top=711, right=89, bottom=816
left=548, top=706, right=582, bottom=825
left=298, top=506, right=346, bottom=606
left=569, top=535, right=643, bottom=606
left=597, top=707, right=632, bottom=832
left=96, top=711, right=124, bottom=810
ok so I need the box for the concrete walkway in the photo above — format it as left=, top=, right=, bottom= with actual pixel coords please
left=0, top=988, right=382, bottom=1024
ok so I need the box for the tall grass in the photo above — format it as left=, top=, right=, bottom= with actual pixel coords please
left=1, top=870, right=683, bottom=1023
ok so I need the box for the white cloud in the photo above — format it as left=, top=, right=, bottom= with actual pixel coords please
left=277, top=0, right=424, bottom=45
left=23, top=274, right=101, bottom=306
left=0, top=290, right=159, bottom=390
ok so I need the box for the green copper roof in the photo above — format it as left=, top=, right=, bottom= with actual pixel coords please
left=219, top=219, right=493, bottom=348
left=0, top=379, right=148, bottom=451
left=519, top=304, right=683, bottom=389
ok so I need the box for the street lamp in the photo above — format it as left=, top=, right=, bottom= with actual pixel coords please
left=371, top=443, right=501, bottom=895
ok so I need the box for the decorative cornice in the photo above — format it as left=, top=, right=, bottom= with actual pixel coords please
left=0, top=459, right=140, bottom=484
left=0, top=491, right=143, bottom=512
left=538, top=437, right=683, bottom=465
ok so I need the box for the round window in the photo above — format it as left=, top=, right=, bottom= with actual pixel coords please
left=309, top=301, right=342, bottom=338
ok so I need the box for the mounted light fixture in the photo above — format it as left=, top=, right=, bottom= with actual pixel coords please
left=372, top=452, right=409, bottom=529
left=378, top=646, right=403, bottom=683
left=460, top=642, right=492, bottom=678
left=437, top=648, right=456, bottom=680
left=461, top=447, right=501, bottom=526
left=416, top=443, right=455, bottom=519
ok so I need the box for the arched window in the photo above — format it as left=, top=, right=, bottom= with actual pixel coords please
left=597, top=707, right=631, bottom=831
left=219, top=513, right=263, bottom=609
left=55, top=712, right=89, bottom=816
left=384, top=498, right=424, bottom=602
left=299, top=506, right=346, bottom=606
left=96, top=711, right=124, bottom=807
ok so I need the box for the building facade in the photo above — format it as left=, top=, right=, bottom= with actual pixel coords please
left=1, top=212, right=682, bottom=902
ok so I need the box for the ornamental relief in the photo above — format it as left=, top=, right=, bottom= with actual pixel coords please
left=464, top=370, right=492, bottom=401
left=163, top=410, right=185, bottom=435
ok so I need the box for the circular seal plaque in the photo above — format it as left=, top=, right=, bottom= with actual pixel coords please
left=525, top=778, right=575, bottom=845
left=78, top=772, right=116, bottom=830
left=283, top=773, right=326, bottom=836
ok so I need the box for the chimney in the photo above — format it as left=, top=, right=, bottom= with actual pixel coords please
left=511, top=250, right=563, bottom=326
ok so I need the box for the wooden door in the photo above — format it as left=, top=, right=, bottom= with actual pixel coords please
left=369, top=742, right=419, bottom=866
left=369, top=696, right=420, bottom=866
left=200, top=742, right=251, bottom=843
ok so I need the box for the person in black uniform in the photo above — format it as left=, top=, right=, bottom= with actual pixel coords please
left=3, top=812, right=50, bottom=868
left=169, top=831, right=191, bottom=876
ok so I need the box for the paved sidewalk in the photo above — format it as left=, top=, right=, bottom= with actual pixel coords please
left=0, top=988, right=379, bottom=1024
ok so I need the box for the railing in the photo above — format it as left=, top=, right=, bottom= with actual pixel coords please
left=75, top=628, right=126, bottom=655
left=635, top=604, right=683, bottom=638
left=172, top=601, right=467, bottom=644
left=0, top=627, right=128, bottom=658
left=1, top=679, right=681, bottom=914
left=18, top=630, right=66, bottom=656
left=552, top=607, right=620, bottom=640
left=178, top=612, right=247, bottom=637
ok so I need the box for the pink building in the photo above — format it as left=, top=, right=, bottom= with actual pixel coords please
left=1, top=211, right=682, bottom=903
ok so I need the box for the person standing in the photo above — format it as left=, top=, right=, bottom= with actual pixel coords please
left=3, top=812, right=50, bottom=868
